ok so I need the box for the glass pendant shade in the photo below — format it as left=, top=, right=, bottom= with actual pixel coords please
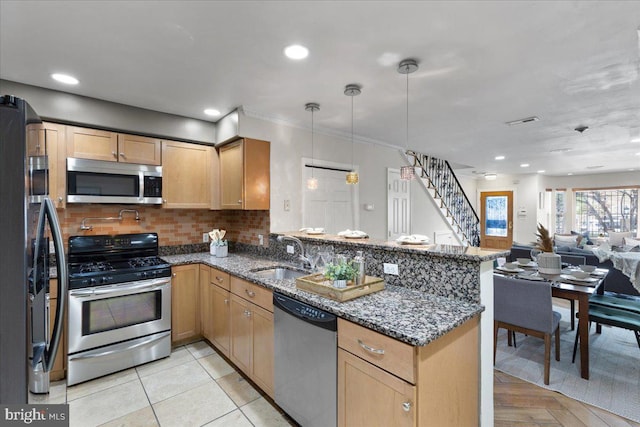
left=306, top=177, right=318, bottom=190
left=400, top=165, right=416, bottom=180
left=346, top=171, right=359, bottom=184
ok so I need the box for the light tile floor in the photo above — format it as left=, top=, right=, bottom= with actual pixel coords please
left=29, top=341, right=297, bottom=427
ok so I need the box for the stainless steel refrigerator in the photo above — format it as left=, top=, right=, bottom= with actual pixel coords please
left=0, top=95, right=67, bottom=403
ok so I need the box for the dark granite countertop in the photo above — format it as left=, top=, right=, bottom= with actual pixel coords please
left=161, top=252, right=484, bottom=347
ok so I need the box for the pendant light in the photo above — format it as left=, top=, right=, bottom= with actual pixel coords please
left=344, top=84, right=361, bottom=184
left=398, top=58, right=418, bottom=180
left=305, top=102, right=320, bottom=190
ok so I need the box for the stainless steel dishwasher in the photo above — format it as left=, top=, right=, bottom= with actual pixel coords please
left=273, top=292, right=337, bottom=427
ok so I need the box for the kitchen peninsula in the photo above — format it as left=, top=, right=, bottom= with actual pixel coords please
left=163, top=232, right=507, bottom=426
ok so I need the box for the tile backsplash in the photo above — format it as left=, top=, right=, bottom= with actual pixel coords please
left=57, top=205, right=269, bottom=248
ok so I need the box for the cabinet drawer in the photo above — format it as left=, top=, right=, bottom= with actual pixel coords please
left=338, top=318, right=415, bottom=384
left=230, top=277, right=273, bottom=312
left=210, top=267, right=230, bottom=291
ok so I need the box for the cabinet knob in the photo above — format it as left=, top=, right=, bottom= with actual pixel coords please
left=238, top=200, right=242, bottom=204
left=163, top=199, right=167, bottom=203
left=224, top=298, right=229, bottom=305
left=119, top=152, right=126, bottom=159
left=216, top=276, right=224, bottom=282
left=402, top=402, right=412, bottom=412
left=112, top=151, right=117, bottom=158
left=244, top=310, right=251, bottom=317
left=245, top=289, right=256, bottom=298
left=172, top=273, right=176, bottom=277
left=35, top=144, right=41, bottom=153
left=57, top=196, right=63, bottom=202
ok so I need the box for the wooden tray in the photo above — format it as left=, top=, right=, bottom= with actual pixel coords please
left=296, top=273, right=385, bottom=302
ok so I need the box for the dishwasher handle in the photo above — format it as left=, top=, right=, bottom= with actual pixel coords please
left=273, top=292, right=337, bottom=332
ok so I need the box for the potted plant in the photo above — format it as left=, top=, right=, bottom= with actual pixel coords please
left=324, top=259, right=356, bottom=288
left=533, top=223, right=561, bottom=274
left=208, top=229, right=228, bottom=257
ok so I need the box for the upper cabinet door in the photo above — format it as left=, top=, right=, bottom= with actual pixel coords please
left=66, top=126, right=118, bottom=162
left=219, top=138, right=270, bottom=210
left=117, top=134, right=161, bottom=165
left=162, top=139, right=213, bottom=209
left=219, top=141, right=244, bottom=209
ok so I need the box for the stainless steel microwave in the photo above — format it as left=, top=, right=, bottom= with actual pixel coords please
left=66, top=158, right=162, bottom=204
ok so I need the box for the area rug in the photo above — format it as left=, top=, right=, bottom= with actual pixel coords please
left=494, top=307, right=640, bottom=423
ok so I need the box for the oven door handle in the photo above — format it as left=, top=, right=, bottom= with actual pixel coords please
left=69, top=279, right=169, bottom=297
left=69, top=331, right=171, bottom=360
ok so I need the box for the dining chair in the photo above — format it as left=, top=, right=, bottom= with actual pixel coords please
left=494, top=275, right=561, bottom=385
left=557, top=254, right=587, bottom=330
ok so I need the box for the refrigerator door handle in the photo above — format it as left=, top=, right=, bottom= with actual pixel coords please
left=42, top=197, right=67, bottom=372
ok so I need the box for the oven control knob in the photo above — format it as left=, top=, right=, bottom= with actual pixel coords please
left=101, top=277, right=109, bottom=284
left=142, top=271, right=149, bottom=278
left=90, top=278, right=97, bottom=286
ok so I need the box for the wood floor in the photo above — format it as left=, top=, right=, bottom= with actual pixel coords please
left=495, top=370, right=640, bottom=427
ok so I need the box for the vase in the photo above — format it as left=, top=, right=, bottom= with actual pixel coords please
left=210, top=243, right=216, bottom=255
left=333, top=279, right=347, bottom=289
left=215, top=245, right=228, bottom=258
left=537, top=252, right=561, bottom=274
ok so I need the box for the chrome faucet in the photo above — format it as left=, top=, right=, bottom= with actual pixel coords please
left=277, top=235, right=311, bottom=268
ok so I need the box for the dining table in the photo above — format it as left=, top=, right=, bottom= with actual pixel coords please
left=494, top=261, right=609, bottom=380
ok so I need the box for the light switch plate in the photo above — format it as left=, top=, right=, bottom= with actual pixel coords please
left=383, top=263, right=399, bottom=275
left=202, top=233, right=209, bottom=243
left=284, top=200, right=291, bottom=211
left=287, top=245, right=295, bottom=254
left=258, top=234, right=264, bottom=245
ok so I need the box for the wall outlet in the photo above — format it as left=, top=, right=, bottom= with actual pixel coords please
left=383, top=263, right=399, bottom=275
left=49, top=241, right=55, bottom=254
left=286, top=245, right=295, bottom=254
left=202, top=232, right=209, bottom=243
left=258, top=234, right=264, bottom=245
left=284, top=199, right=291, bottom=211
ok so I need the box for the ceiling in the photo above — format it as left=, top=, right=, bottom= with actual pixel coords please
left=1, top=1, right=639, bottom=177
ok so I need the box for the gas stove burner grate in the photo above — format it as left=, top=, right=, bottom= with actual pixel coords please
left=128, top=257, right=164, bottom=268
left=79, top=261, right=115, bottom=273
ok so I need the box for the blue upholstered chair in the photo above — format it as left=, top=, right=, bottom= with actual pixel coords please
left=558, top=254, right=587, bottom=330
left=494, top=275, right=562, bottom=385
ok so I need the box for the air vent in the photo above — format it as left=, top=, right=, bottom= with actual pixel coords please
left=505, top=116, right=540, bottom=126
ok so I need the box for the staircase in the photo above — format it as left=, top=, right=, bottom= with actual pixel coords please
left=405, top=150, right=481, bottom=247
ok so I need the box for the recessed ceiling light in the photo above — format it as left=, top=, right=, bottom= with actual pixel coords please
left=550, top=148, right=572, bottom=153
left=203, top=108, right=220, bottom=117
left=631, top=137, right=640, bottom=143
left=537, top=170, right=545, bottom=173
left=484, top=173, right=497, bottom=180
left=284, top=44, right=309, bottom=60
left=494, top=155, right=505, bottom=160
left=520, top=163, right=530, bottom=168
left=567, top=173, right=573, bottom=176
left=51, top=73, right=78, bottom=85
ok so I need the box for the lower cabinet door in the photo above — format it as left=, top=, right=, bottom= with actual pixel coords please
left=251, top=304, right=274, bottom=398
left=211, top=284, right=231, bottom=356
left=338, top=349, right=416, bottom=427
left=229, top=294, right=252, bottom=373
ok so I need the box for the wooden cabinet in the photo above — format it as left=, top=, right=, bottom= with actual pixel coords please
left=338, top=348, right=415, bottom=427
left=229, top=276, right=274, bottom=397
left=200, top=266, right=231, bottom=356
left=219, top=138, right=270, bottom=210
left=171, top=264, right=201, bottom=344
left=48, top=279, right=65, bottom=381
left=338, top=317, right=479, bottom=427
left=162, top=140, right=213, bottom=209
left=27, top=123, right=66, bottom=208
left=66, top=126, right=161, bottom=165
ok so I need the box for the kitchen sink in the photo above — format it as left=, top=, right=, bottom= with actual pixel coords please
left=251, top=267, right=308, bottom=280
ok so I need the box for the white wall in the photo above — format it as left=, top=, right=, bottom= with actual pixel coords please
left=476, top=170, right=639, bottom=244
left=238, top=112, right=473, bottom=240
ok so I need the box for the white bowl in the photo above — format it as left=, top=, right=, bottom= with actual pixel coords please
left=516, top=258, right=531, bottom=265
left=570, top=271, right=590, bottom=279
left=579, top=265, right=596, bottom=273
left=503, top=262, right=518, bottom=270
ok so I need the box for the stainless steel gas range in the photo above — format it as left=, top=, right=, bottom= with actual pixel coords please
left=66, top=233, right=171, bottom=386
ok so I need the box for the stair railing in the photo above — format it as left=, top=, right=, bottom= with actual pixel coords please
left=407, top=150, right=481, bottom=246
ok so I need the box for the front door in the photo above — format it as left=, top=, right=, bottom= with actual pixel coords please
left=480, top=191, right=513, bottom=250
